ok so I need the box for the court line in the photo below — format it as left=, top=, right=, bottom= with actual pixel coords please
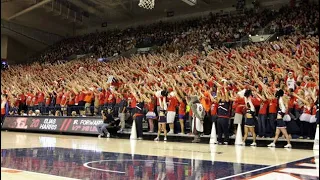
left=83, top=159, right=189, bottom=174
left=216, top=156, right=316, bottom=180
left=1, top=167, right=79, bottom=179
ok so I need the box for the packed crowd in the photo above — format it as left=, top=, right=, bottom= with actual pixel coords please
left=1, top=2, right=319, bottom=146
left=32, top=3, right=318, bottom=63
left=267, top=2, right=319, bottom=36
left=33, top=7, right=276, bottom=62
left=1, top=33, right=319, bottom=144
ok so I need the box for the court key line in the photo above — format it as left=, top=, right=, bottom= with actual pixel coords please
left=216, top=156, right=317, bottom=180
left=152, top=147, right=223, bottom=154
left=83, top=159, right=190, bottom=174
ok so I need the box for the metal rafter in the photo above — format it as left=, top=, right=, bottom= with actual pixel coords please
left=68, top=0, right=104, bottom=18
left=8, top=0, right=53, bottom=20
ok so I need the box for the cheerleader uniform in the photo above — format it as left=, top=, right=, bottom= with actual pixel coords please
left=309, top=104, right=317, bottom=138
left=300, top=106, right=312, bottom=122
left=276, top=108, right=286, bottom=129
left=146, top=101, right=156, bottom=119
left=310, top=104, right=317, bottom=123
left=158, top=109, right=167, bottom=123
left=244, top=104, right=255, bottom=127
left=299, top=106, right=312, bottom=138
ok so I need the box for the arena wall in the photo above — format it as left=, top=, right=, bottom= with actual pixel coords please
left=1, top=35, right=8, bottom=59
left=6, top=36, right=35, bottom=64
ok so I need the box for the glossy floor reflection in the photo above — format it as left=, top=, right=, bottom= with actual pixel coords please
left=1, top=132, right=319, bottom=180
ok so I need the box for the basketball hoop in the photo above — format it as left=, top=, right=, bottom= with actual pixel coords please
left=138, top=0, right=155, bottom=9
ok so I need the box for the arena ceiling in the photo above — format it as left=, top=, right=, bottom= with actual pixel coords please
left=1, top=0, right=248, bottom=33
left=1, top=0, right=289, bottom=46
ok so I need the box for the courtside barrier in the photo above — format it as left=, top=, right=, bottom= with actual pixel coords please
left=1, top=116, right=103, bottom=135
left=1, top=116, right=315, bottom=149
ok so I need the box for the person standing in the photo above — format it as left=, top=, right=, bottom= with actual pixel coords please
left=133, top=94, right=145, bottom=140
left=1, top=94, right=9, bottom=127
left=167, top=91, right=178, bottom=134
left=145, top=94, right=156, bottom=133
left=117, top=93, right=128, bottom=133
left=255, top=92, right=269, bottom=138
left=231, top=93, right=245, bottom=136
left=154, top=96, right=168, bottom=141
left=267, top=94, right=278, bottom=138
left=267, top=90, right=292, bottom=148
left=176, top=92, right=186, bottom=134
left=241, top=90, right=257, bottom=146
left=216, top=81, right=231, bottom=145
left=200, top=91, right=212, bottom=135
left=189, top=95, right=205, bottom=143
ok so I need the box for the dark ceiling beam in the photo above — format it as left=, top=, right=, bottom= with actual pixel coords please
left=68, top=0, right=104, bottom=18
left=8, top=0, right=53, bottom=20
left=91, top=0, right=134, bottom=19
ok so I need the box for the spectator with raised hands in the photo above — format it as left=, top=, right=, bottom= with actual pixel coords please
left=1, top=31, right=318, bottom=144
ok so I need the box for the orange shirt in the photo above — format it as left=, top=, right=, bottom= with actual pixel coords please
left=200, top=96, right=211, bottom=112
left=84, top=92, right=93, bottom=103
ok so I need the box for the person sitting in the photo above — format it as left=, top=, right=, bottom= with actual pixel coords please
left=97, top=108, right=120, bottom=138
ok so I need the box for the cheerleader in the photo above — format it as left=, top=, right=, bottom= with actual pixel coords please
left=309, top=88, right=318, bottom=139
left=145, top=94, right=157, bottom=132
left=310, top=103, right=317, bottom=138
left=154, top=96, right=168, bottom=141
left=241, top=90, right=257, bottom=146
left=294, top=93, right=315, bottom=139
left=267, top=90, right=292, bottom=148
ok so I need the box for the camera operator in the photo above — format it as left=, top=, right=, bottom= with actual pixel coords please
left=97, top=108, right=119, bottom=138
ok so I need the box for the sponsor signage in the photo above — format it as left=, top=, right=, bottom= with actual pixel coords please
left=2, top=116, right=103, bottom=135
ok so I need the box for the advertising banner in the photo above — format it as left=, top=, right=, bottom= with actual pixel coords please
left=2, top=116, right=104, bottom=135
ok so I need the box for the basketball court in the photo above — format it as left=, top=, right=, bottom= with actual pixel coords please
left=1, top=131, right=318, bottom=179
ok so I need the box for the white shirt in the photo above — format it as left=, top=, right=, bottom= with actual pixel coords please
left=286, top=77, right=295, bottom=90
